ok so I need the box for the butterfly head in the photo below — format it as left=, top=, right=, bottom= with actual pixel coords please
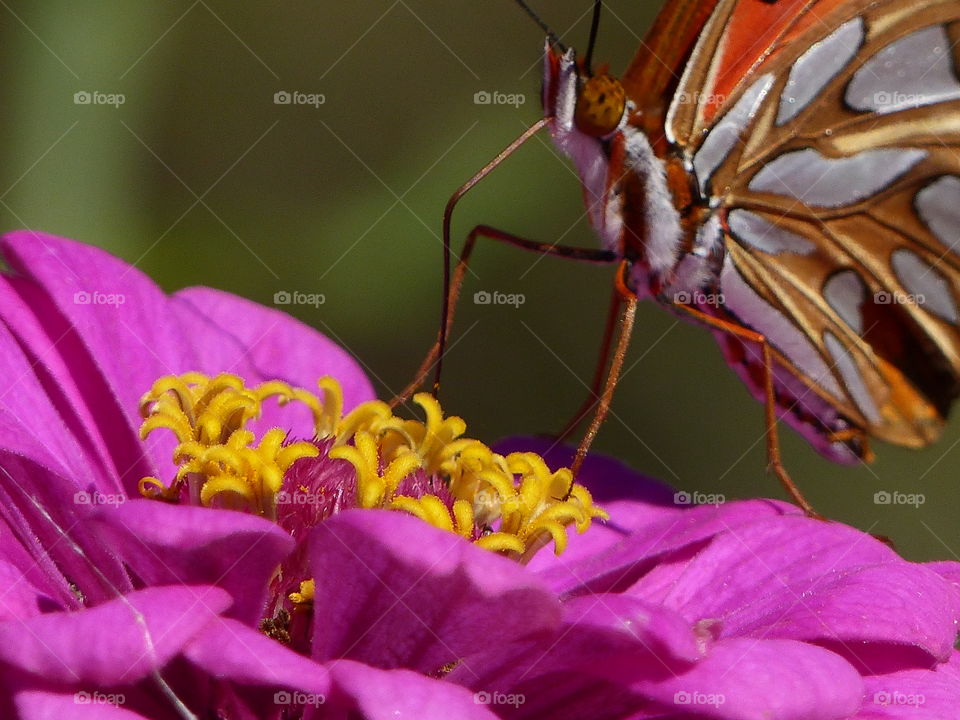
left=543, top=41, right=629, bottom=139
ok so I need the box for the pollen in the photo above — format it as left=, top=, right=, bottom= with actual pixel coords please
left=138, top=373, right=607, bottom=558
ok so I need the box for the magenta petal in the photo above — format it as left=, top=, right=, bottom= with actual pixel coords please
left=632, top=516, right=960, bottom=663
left=172, top=286, right=375, bottom=412
left=0, top=558, right=48, bottom=621
left=0, top=232, right=188, bottom=485
left=0, top=585, right=231, bottom=684
left=184, top=616, right=329, bottom=693
left=0, top=315, right=102, bottom=484
left=327, top=659, right=501, bottom=720
left=857, top=651, right=960, bottom=718
left=309, top=510, right=561, bottom=672
left=634, top=637, right=863, bottom=720
left=541, top=499, right=800, bottom=598
left=91, top=500, right=294, bottom=624
left=15, top=690, right=149, bottom=719
left=446, top=594, right=705, bottom=719
left=0, top=434, right=131, bottom=608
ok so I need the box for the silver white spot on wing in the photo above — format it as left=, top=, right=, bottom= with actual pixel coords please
left=891, top=248, right=958, bottom=324
left=823, top=270, right=866, bottom=335
left=778, top=18, right=864, bottom=125
left=916, top=175, right=960, bottom=252
left=748, top=147, right=926, bottom=208
left=824, top=331, right=880, bottom=424
left=720, top=256, right=843, bottom=398
left=727, top=209, right=816, bottom=255
left=693, top=74, right=774, bottom=196
left=846, top=24, right=960, bottom=115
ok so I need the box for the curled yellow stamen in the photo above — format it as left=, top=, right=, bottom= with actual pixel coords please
left=289, top=579, right=315, bottom=606
left=138, top=373, right=606, bottom=557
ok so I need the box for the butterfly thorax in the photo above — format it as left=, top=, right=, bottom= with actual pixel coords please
left=543, top=43, right=722, bottom=302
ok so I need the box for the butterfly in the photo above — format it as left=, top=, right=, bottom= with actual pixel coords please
left=398, top=0, right=960, bottom=513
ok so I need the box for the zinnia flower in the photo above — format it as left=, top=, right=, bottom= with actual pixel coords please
left=0, top=231, right=958, bottom=719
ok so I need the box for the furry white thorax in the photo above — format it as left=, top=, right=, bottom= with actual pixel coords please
left=543, top=45, right=686, bottom=297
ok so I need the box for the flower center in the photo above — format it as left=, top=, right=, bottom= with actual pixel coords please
left=138, top=372, right=607, bottom=560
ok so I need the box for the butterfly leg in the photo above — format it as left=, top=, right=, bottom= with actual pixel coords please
left=570, top=261, right=638, bottom=479
left=667, top=301, right=822, bottom=518
left=557, top=284, right=623, bottom=442
left=390, top=225, right=617, bottom=407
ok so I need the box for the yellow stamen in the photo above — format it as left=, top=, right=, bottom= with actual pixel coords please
left=289, top=579, right=315, bottom=606
left=138, top=373, right=606, bottom=558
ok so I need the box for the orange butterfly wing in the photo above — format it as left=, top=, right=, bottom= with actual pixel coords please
left=629, top=0, right=960, bottom=454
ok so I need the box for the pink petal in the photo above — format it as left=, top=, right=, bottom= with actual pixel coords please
left=326, top=659, right=501, bottom=720
left=309, top=510, right=561, bottom=673
left=15, top=690, right=149, bottom=720
left=632, top=517, right=960, bottom=664
left=91, top=500, right=294, bottom=624
left=0, top=585, right=230, bottom=684
left=632, top=637, right=863, bottom=720
left=184, top=616, right=329, bottom=693
left=857, top=651, right=960, bottom=718
left=0, top=435, right=131, bottom=608
left=1, top=232, right=186, bottom=486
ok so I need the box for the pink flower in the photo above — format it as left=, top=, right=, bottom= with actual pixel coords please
left=0, top=231, right=957, bottom=719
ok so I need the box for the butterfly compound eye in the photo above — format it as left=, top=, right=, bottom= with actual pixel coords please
left=574, top=74, right=627, bottom=137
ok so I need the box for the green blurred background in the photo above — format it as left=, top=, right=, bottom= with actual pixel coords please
left=2, top=1, right=957, bottom=560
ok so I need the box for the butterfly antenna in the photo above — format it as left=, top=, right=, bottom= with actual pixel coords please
left=512, top=0, right=567, bottom=52
left=584, top=0, right=603, bottom=75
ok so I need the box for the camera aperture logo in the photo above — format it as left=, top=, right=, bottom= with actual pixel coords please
left=73, top=290, right=126, bottom=307
left=74, top=90, right=125, bottom=108
left=274, top=90, right=325, bottom=108
left=474, top=90, right=526, bottom=108
left=473, top=290, right=525, bottom=308
left=273, top=290, right=325, bottom=308
left=474, top=691, right=525, bottom=708
left=274, top=690, right=325, bottom=707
